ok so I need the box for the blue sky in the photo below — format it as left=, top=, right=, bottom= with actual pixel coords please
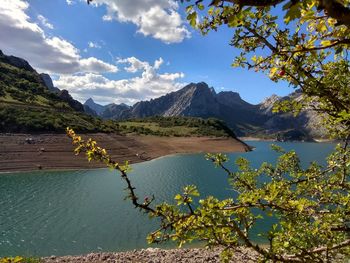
left=0, top=0, right=292, bottom=105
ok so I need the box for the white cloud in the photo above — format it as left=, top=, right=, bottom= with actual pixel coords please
left=0, top=0, right=117, bottom=74
left=37, top=15, right=54, bottom=29
left=80, top=57, right=118, bottom=73
left=88, top=41, right=101, bottom=49
left=91, top=0, right=191, bottom=44
left=66, top=0, right=75, bottom=5
left=154, top=57, right=163, bottom=69
left=54, top=57, right=185, bottom=105
left=117, top=57, right=150, bottom=73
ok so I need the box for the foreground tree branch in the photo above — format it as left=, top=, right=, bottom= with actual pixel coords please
left=68, top=127, right=350, bottom=262
left=76, top=0, right=350, bottom=261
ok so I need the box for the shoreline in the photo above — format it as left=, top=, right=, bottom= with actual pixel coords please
left=41, top=247, right=258, bottom=263
left=0, top=133, right=250, bottom=174
left=239, top=136, right=336, bottom=143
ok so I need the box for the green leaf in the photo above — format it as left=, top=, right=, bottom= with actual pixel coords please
left=284, top=3, right=301, bottom=24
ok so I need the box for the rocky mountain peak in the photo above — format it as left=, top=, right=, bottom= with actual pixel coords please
left=259, top=94, right=281, bottom=115
left=0, top=51, right=34, bottom=72
left=84, top=98, right=106, bottom=115
left=40, top=73, right=60, bottom=93
left=85, top=98, right=95, bottom=104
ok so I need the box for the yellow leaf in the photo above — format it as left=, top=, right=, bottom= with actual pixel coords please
left=320, top=40, right=332, bottom=47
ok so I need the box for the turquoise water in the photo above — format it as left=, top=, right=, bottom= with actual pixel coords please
left=0, top=141, right=336, bottom=257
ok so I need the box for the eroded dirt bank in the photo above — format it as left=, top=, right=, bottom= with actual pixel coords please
left=0, top=133, right=250, bottom=172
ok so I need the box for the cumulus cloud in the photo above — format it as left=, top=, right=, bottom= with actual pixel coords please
left=37, top=15, right=54, bottom=29
left=54, top=57, right=185, bottom=105
left=80, top=57, right=118, bottom=73
left=0, top=0, right=117, bottom=74
left=90, top=0, right=191, bottom=43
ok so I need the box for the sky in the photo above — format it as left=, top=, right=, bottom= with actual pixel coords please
left=0, top=0, right=293, bottom=106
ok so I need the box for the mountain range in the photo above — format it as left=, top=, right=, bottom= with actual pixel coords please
left=84, top=83, right=326, bottom=140
left=0, top=49, right=326, bottom=140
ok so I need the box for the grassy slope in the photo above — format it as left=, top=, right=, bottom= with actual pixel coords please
left=0, top=61, right=120, bottom=133
left=118, top=116, right=237, bottom=137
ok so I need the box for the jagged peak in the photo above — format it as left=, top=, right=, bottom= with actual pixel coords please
left=196, top=81, right=209, bottom=87
left=119, top=103, right=131, bottom=108
left=261, top=94, right=280, bottom=105
left=85, top=98, right=95, bottom=104
left=181, top=82, right=210, bottom=90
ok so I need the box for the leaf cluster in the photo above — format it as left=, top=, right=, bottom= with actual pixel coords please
left=184, top=0, right=350, bottom=139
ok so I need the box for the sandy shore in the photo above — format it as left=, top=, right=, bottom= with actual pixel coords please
left=238, top=137, right=277, bottom=141
left=42, top=247, right=258, bottom=263
left=0, top=133, right=250, bottom=173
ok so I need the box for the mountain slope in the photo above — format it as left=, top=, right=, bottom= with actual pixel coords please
left=84, top=98, right=105, bottom=115
left=0, top=50, right=119, bottom=133
left=259, top=92, right=327, bottom=139
left=87, top=82, right=327, bottom=139
left=88, top=82, right=267, bottom=135
left=0, top=51, right=241, bottom=139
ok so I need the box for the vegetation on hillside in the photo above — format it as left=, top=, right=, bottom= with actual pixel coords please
left=118, top=116, right=237, bottom=137
left=0, top=61, right=70, bottom=109
left=0, top=104, right=119, bottom=133
left=0, top=100, right=236, bottom=137
left=70, top=0, right=350, bottom=262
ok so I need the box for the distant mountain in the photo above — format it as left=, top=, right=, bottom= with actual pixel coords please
left=83, top=98, right=131, bottom=119
left=2, top=50, right=326, bottom=139
left=101, top=103, right=131, bottom=119
left=87, top=82, right=327, bottom=140
left=84, top=98, right=105, bottom=115
left=259, top=92, right=327, bottom=140
left=88, top=82, right=267, bottom=135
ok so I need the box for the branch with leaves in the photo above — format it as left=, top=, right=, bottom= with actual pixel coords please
left=67, top=127, right=350, bottom=262
left=73, top=0, right=350, bottom=261
left=184, top=0, right=350, bottom=139
left=186, top=0, right=350, bottom=27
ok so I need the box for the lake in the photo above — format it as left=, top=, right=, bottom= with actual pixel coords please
left=0, top=141, right=336, bottom=257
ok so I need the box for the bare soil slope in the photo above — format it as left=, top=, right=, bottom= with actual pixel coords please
left=0, top=133, right=249, bottom=172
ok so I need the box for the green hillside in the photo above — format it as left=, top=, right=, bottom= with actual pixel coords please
left=0, top=57, right=119, bottom=133
left=0, top=60, right=71, bottom=108
left=118, top=116, right=237, bottom=137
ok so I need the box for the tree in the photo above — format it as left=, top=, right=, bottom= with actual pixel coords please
left=70, top=0, right=350, bottom=261
left=184, top=0, right=350, bottom=137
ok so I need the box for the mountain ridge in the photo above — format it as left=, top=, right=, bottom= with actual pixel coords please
left=0, top=50, right=326, bottom=140
left=85, top=83, right=327, bottom=140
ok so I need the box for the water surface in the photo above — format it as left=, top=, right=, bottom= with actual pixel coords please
left=0, top=141, right=336, bottom=257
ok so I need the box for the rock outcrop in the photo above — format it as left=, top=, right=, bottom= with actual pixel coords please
left=0, top=50, right=35, bottom=72
left=58, top=90, right=85, bottom=112
left=40, top=73, right=60, bottom=93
